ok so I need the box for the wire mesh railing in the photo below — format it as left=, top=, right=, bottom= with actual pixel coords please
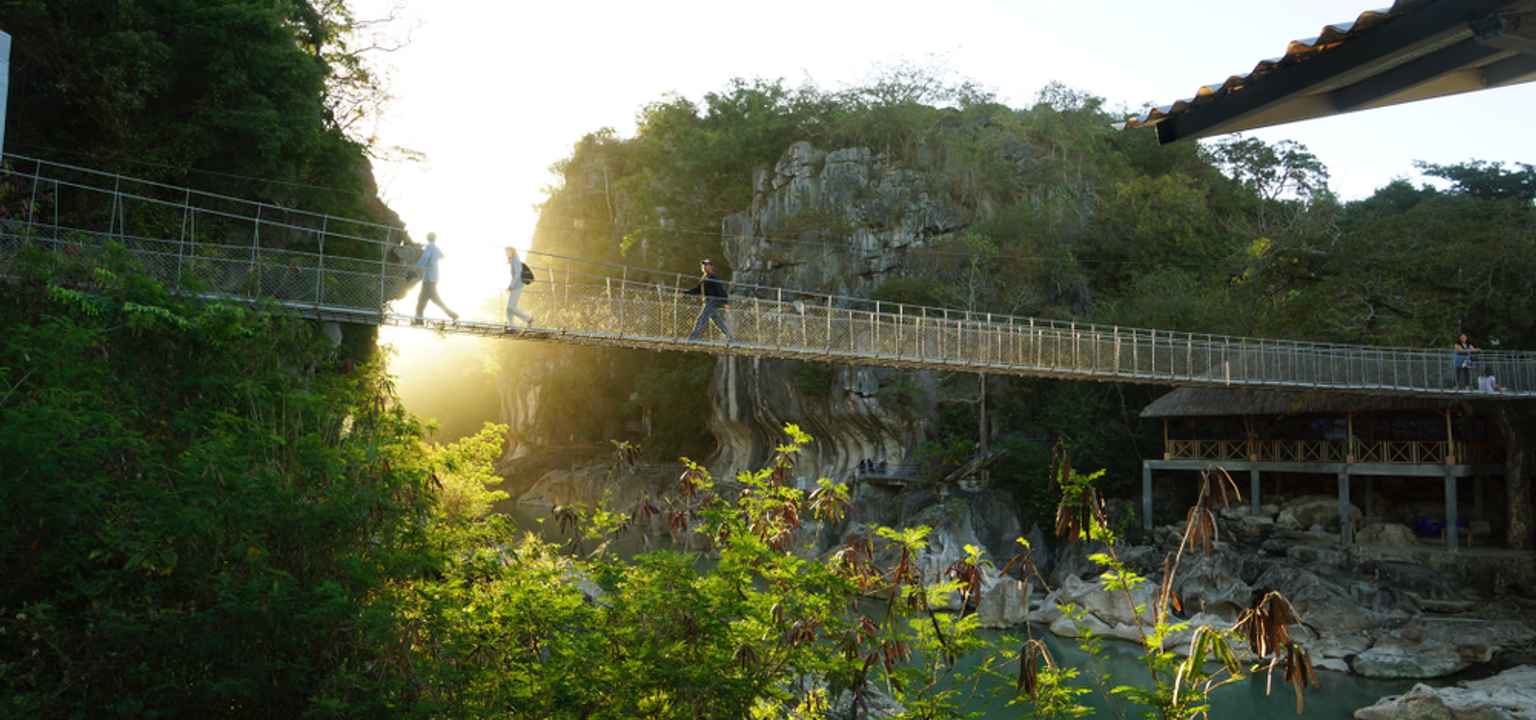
left=518, top=251, right=1536, bottom=398
left=3, top=152, right=1535, bottom=399
left=0, top=153, right=413, bottom=311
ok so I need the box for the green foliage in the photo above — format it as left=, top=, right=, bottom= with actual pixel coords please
left=430, top=422, right=512, bottom=522
left=1415, top=159, right=1536, bottom=201
left=991, top=436, right=1058, bottom=527
left=393, top=424, right=968, bottom=718
left=1024, top=463, right=1317, bottom=720
left=789, top=361, right=836, bottom=397
left=0, top=252, right=437, bottom=717
left=5, top=0, right=402, bottom=225
left=870, top=277, right=945, bottom=307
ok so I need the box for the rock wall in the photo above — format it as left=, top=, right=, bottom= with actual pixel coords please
left=709, top=141, right=972, bottom=476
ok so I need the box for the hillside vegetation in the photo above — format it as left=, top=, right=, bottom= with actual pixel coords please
left=489, top=73, right=1536, bottom=486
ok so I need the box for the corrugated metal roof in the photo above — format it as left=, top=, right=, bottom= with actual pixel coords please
left=1122, top=1, right=1429, bottom=131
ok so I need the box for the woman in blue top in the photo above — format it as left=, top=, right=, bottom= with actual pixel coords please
left=1452, top=333, right=1478, bottom=388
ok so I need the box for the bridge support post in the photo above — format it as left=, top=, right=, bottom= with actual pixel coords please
left=978, top=373, right=989, bottom=488
left=1338, top=472, right=1352, bottom=546
left=1142, top=461, right=1153, bottom=530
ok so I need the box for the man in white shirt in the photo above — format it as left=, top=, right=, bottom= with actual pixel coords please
left=411, top=232, right=458, bottom=324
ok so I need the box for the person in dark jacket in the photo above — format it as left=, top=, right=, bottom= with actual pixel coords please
left=684, top=259, right=732, bottom=341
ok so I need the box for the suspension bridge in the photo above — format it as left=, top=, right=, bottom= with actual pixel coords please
left=2, top=153, right=1532, bottom=400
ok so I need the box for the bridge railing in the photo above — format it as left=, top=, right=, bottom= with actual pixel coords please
left=0, top=153, right=414, bottom=310
left=5, top=152, right=1535, bottom=398
left=519, top=251, right=1536, bottom=397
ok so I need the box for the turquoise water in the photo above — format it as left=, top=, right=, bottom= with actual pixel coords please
left=958, top=631, right=1411, bottom=718
left=509, top=506, right=1413, bottom=717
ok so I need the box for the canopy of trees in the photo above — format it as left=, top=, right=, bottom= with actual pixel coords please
left=3, top=0, right=402, bottom=223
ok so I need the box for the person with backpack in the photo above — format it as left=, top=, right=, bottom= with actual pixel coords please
left=410, top=232, right=458, bottom=325
left=504, top=246, right=535, bottom=331
left=683, top=258, right=732, bottom=342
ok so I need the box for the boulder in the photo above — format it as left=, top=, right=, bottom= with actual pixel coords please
left=833, top=683, right=904, bottom=719
left=976, top=578, right=1031, bottom=629
left=869, top=493, right=1025, bottom=611
left=1049, top=609, right=1115, bottom=639
left=1056, top=573, right=1155, bottom=627
left=1369, top=561, right=1475, bottom=609
left=1286, top=543, right=1350, bottom=569
left=1024, top=524, right=1053, bottom=577
left=1164, top=612, right=1233, bottom=652
left=1316, top=657, right=1352, bottom=673
left=1419, top=619, right=1536, bottom=665
left=1354, top=665, right=1536, bottom=719
left=1029, top=590, right=1064, bottom=625
left=1252, top=564, right=1374, bottom=633
left=1175, top=547, right=1253, bottom=618
left=1051, top=540, right=1112, bottom=584
left=1295, top=624, right=1372, bottom=663
left=1351, top=641, right=1470, bottom=679
left=1277, top=494, right=1361, bottom=532
left=1226, top=512, right=1277, bottom=544
left=1359, top=523, right=1420, bottom=546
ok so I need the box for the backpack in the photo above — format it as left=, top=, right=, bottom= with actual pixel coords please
left=521, top=264, right=536, bottom=284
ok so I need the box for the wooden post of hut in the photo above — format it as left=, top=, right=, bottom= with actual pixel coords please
left=1444, top=409, right=1459, bottom=551
left=1445, top=468, right=1459, bottom=551
left=1142, top=460, right=1153, bottom=530
left=1338, top=471, right=1353, bottom=546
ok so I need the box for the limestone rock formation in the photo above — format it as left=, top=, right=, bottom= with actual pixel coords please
left=711, top=140, right=972, bottom=476
left=1354, top=665, right=1536, bottom=719
left=1350, top=641, right=1471, bottom=679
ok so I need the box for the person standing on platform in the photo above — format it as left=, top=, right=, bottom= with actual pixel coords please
left=1453, top=333, right=1478, bottom=388
left=684, top=258, right=732, bottom=342
left=504, top=246, right=535, bottom=332
left=411, top=232, right=458, bottom=325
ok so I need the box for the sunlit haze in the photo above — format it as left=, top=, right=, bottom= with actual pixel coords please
left=355, top=0, right=1536, bottom=421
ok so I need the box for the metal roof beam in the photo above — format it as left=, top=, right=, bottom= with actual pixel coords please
left=1483, top=52, right=1536, bottom=84
left=1333, top=38, right=1504, bottom=110
left=1473, top=10, right=1536, bottom=54
left=1156, top=0, right=1510, bottom=144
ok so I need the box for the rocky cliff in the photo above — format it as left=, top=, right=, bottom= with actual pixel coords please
left=709, top=141, right=972, bottom=477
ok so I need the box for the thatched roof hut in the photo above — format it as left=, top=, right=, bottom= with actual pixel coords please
left=1140, top=387, right=1462, bottom=419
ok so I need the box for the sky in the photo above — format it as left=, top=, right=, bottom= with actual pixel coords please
left=359, top=0, right=1535, bottom=366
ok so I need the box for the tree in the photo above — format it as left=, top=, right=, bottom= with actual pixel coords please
left=1416, top=160, right=1536, bottom=202
left=3, top=0, right=404, bottom=222
left=0, top=248, right=438, bottom=717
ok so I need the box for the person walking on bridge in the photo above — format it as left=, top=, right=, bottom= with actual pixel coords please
left=504, top=246, right=535, bottom=332
left=684, top=258, right=732, bottom=342
left=411, top=232, right=458, bottom=325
